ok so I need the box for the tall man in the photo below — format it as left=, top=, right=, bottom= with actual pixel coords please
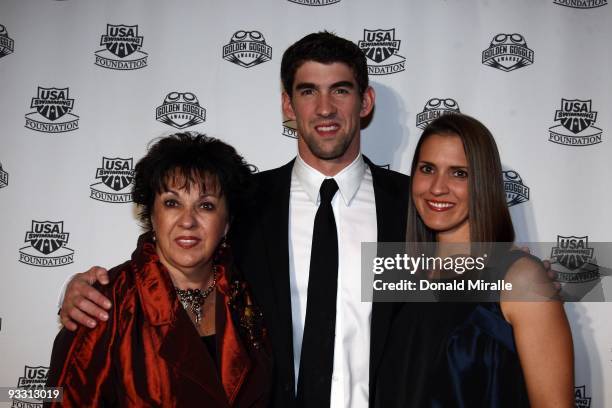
left=60, top=32, right=410, bottom=407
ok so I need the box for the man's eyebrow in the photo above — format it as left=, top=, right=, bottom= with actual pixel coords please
left=294, top=81, right=356, bottom=91
left=330, top=81, right=355, bottom=89
left=295, top=82, right=316, bottom=91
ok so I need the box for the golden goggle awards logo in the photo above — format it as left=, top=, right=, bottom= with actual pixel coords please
left=222, top=30, right=272, bottom=68
left=549, top=99, right=602, bottom=146
left=19, top=221, right=74, bottom=267
left=0, top=161, right=8, bottom=189
left=482, top=33, right=534, bottom=72
left=416, top=98, right=460, bottom=129
left=90, top=157, right=135, bottom=203
left=24, top=87, right=79, bottom=133
left=503, top=170, right=530, bottom=207
left=156, top=92, right=206, bottom=129
left=95, top=24, right=148, bottom=70
left=0, top=23, right=15, bottom=59
left=358, top=28, right=406, bottom=75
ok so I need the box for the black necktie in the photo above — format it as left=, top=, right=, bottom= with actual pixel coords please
left=297, top=178, right=340, bottom=408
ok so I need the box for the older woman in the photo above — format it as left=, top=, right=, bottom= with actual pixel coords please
left=376, top=114, right=573, bottom=408
left=46, top=133, right=271, bottom=407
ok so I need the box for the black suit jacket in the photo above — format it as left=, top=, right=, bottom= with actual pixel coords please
left=231, top=157, right=409, bottom=408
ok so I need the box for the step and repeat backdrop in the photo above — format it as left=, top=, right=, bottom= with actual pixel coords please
left=0, top=0, right=610, bottom=406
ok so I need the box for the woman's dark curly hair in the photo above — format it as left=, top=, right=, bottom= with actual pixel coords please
left=132, top=132, right=255, bottom=231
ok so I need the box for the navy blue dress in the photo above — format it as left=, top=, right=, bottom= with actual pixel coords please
left=375, top=251, right=531, bottom=408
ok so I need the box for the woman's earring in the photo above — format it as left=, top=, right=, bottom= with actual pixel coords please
left=152, top=231, right=156, bottom=242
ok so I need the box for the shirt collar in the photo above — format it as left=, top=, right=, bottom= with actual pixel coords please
left=293, top=153, right=366, bottom=206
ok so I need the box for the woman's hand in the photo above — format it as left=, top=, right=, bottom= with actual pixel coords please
left=60, top=266, right=112, bottom=331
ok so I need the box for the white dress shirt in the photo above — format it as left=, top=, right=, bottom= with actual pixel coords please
left=289, top=153, right=377, bottom=408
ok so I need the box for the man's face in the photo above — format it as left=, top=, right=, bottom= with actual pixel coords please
left=282, top=61, right=374, bottom=173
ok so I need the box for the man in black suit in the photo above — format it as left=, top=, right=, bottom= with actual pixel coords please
left=60, top=32, right=409, bottom=407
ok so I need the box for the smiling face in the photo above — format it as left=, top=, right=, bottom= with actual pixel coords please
left=412, top=133, right=470, bottom=243
left=151, top=175, right=229, bottom=287
left=282, top=61, right=375, bottom=175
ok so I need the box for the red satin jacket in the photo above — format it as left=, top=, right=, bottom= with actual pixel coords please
left=46, top=235, right=272, bottom=407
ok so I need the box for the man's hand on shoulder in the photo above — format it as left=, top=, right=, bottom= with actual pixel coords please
left=518, top=246, right=561, bottom=293
left=60, top=266, right=112, bottom=331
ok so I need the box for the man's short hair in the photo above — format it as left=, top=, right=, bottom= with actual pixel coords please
left=280, top=31, right=369, bottom=98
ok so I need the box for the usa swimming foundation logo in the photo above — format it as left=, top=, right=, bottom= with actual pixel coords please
left=0, top=161, right=8, bottom=189
left=24, top=87, right=79, bottom=133
left=19, top=221, right=74, bottom=267
left=0, top=24, right=15, bottom=59
left=416, top=98, right=460, bottom=129
left=282, top=120, right=298, bottom=139
left=11, top=365, right=49, bottom=407
left=95, top=24, right=148, bottom=70
left=222, top=30, right=272, bottom=68
left=554, top=0, right=606, bottom=8
left=575, top=385, right=592, bottom=408
left=503, top=170, right=529, bottom=207
left=90, top=157, right=134, bottom=203
left=551, top=235, right=599, bottom=282
left=156, top=92, right=206, bottom=129
left=549, top=99, right=602, bottom=146
left=288, top=0, right=341, bottom=5
left=482, top=33, right=534, bottom=72
left=358, top=29, right=406, bottom=75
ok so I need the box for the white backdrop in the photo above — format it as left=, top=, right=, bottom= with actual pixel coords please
left=0, top=0, right=610, bottom=406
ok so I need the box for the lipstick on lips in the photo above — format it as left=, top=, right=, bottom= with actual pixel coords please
left=175, top=236, right=201, bottom=249
left=425, top=200, right=455, bottom=212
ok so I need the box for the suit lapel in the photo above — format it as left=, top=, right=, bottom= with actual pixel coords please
left=234, top=160, right=297, bottom=406
left=256, top=160, right=297, bottom=398
left=365, top=157, right=409, bottom=402
left=259, top=161, right=294, bottom=339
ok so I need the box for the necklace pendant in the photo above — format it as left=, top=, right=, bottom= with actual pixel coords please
left=194, top=305, right=202, bottom=324
left=175, top=268, right=218, bottom=327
